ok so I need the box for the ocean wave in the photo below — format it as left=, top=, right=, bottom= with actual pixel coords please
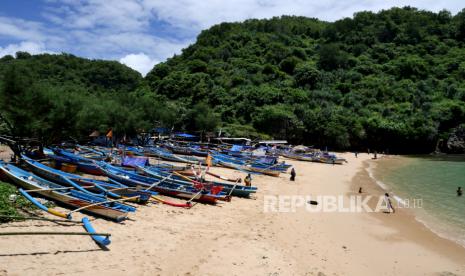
left=365, top=162, right=406, bottom=206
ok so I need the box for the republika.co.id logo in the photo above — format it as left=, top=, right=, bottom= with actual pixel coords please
left=263, top=195, right=422, bottom=213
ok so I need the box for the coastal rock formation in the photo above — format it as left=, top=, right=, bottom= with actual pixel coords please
left=446, top=125, right=465, bottom=154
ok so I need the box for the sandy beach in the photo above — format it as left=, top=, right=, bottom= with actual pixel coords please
left=1, top=152, right=465, bottom=275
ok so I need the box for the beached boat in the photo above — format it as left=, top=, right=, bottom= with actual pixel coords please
left=216, top=160, right=281, bottom=177
left=22, top=156, right=152, bottom=203
left=138, top=166, right=257, bottom=198
left=49, top=148, right=104, bottom=175
left=0, top=163, right=134, bottom=222
left=97, top=162, right=229, bottom=204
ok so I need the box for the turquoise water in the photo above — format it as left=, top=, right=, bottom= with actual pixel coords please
left=372, top=155, right=465, bottom=246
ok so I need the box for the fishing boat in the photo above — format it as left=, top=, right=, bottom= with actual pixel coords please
left=143, top=147, right=209, bottom=165
left=216, top=160, right=281, bottom=177
left=280, top=151, right=315, bottom=162
left=314, top=152, right=346, bottom=165
left=0, top=163, right=134, bottom=222
left=138, top=166, right=257, bottom=198
left=162, top=144, right=208, bottom=157
left=21, top=156, right=152, bottom=203
left=211, top=152, right=290, bottom=172
left=48, top=148, right=104, bottom=175
left=97, top=162, right=229, bottom=204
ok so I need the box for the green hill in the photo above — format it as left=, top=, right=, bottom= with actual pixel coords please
left=146, top=7, right=465, bottom=152
left=1, top=7, right=465, bottom=153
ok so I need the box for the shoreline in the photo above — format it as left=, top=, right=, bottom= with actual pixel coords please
left=368, top=154, right=465, bottom=248
left=350, top=155, right=465, bottom=263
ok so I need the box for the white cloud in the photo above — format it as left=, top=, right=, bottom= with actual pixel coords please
left=142, top=0, right=465, bottom=32
left=0, top=16, right=45, bottom=41
left=120, top=53, right=159, bottom=76
left=43, top=0, right=152, bottom=31
left=0, top=41, right=53, bottom=57
left=1, top=0, right=464, bottom=73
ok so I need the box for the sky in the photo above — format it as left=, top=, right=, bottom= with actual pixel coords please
left=0, top=1, right=463, bottom=76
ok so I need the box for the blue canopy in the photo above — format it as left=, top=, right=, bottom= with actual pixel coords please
left=175, top=133, right=197, bottom=138
left=230, top=145, right=243, bottom=152
left=122, top=156, right=149, bottom=168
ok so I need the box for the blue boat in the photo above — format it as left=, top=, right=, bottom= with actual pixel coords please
left=0, top=163, right=134, bottom=222
left=21, top=156, right=152, bottom=203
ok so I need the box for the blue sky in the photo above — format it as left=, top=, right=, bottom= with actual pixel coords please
left=0, top=0, right=463, bottom=75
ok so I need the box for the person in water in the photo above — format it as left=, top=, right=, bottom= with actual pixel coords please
left=290, top=168, right=296, bottom=181
left=384, top=193, right=395, bottom=213
left=244, top=174, right=252, bottom=186
left=358, top=187, right=363, bottom=193
left=457, top=187, right=463, bottom=197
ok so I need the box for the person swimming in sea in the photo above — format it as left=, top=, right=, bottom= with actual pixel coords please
left=457, top=187, right=463, bottom=197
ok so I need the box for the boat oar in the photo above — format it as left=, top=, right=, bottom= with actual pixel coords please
left=173, top=171, right=195, bottom=183
left=66, top=196, right=140, bottom=218
left=206, top=171, right=241, bottom=183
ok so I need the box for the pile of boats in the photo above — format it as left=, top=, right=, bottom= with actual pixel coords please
left=0, top=141, right=345, bottom=246
left=0, top=144, right=266, bottom=223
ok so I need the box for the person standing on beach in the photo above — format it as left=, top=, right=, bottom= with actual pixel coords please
left=244, top=173, right=252, bottom=186
left=358, top=187, right=362, bottom=193
left=457, top=187, right=463, bottom=196
left=384, top=193, right=395, bottom=213
left=290, top=168, right=296, bottom=181
left=355, top=151, right=358, bottom=158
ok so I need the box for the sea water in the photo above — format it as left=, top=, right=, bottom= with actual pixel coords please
left=370, top=155, right=465, bottom=247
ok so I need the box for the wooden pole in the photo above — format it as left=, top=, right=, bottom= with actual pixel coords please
left=0, top=232, right=111, bottom=237
left=25, top=186, right=94, bottom=193
left=146, top=172, right=173, bottom=191
left=67, top=196, right=139, bottom=217
left=0, top=215, right=81, bottom=223
left=186, top=190, right=203, bottom=205
left=227, top=178, right=241, bottom=197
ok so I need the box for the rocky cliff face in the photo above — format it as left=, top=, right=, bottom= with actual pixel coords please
left=445, top=125, right=465, bottom=154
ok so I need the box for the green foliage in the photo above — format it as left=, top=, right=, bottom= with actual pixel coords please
left=2, top=8, right=465, bottom=153
left=144, top=8, right=465, bottom=152
left=0, top=182, right=38, bottom=222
